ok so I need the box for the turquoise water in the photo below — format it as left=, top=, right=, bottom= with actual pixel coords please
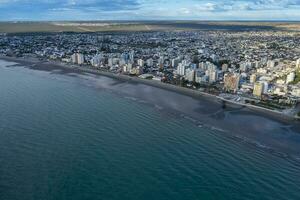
left=0, top=62, right=300, bottom=200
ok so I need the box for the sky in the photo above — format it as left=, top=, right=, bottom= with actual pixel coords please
left=0, top=0, right=299, bottom=21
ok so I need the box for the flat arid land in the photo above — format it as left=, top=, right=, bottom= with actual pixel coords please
left=1, top=21, right=300, bottom=34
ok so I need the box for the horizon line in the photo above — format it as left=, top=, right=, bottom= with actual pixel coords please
left=1, top=20, right=300, bottom=23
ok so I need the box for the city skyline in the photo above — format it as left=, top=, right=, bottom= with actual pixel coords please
left=0, top=0, right=300, bottom=21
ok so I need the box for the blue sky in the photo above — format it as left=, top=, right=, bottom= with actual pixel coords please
left=0, top=0, right=299, bottom=21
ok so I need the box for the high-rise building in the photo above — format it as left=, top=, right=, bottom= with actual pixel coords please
left=185, top=68, right=195, bottom=82
left=253, top=82, right=264, bottom=97
left=199, top=62, right=206, bottom=71
left=208, top=70, right=218, bottom=83
left=262, top=81, right=269, bottom=94
left=90, top=54, right=103, bottom=67
left=250, top=74, right=257, bottom=84
left=121, top=52, right=129, bottom=64
left=137, top=59, right=144, bottom=67
left=71, top=53, right=84, bottom=65
left=207, top=62, right=217, bottom=71
left=195, top=70, right=205, bottom=83
left=177, top=63, right=186, bottom=76
left=171, top=58, right=180, bottom=68
left=224, top=73, right=240, bottom=93
left=77, top=54, right=84, bottom=65
left=129, top=51, right=134, bottom=63
left=71, top=54, right=77, bottom=63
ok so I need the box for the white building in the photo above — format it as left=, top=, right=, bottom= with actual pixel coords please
left=77, top=54, right=84, bottom=65
left=71, top=53, right=84, bottom=65
left=286, top=72, right=295, bottom=84
left=185, top=68, right=195, bottom=82
left=296, top=58, right=300, bottom=69
left=250, top=74, right=257, bottom=84
left=206, top=69, right=218, bottom=83
left=177, top=63, right=186, bottom=76
left=137, top=59, right=145, bottom=67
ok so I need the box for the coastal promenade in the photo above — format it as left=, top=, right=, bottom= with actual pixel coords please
left=0, top=55, right=297, bottom=121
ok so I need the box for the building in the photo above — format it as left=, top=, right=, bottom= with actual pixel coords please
left=71, top=53, right=84, bottom=65
left=286, top=72, right=295, bottom=84
left=90, top=54, right=103, bottom=67
left=296, top=58, right=300, bottom=69
left=77, top=54, right=84, bottom=65
left=274, top=87, right=286, bottom=96
left=250, top=74, right=257, bottom=84
left=171, top=58, right=180, bottom=68
left=108, top=57, right=113, bottom=67
left=261, top=81, right=269, bottom=94
left=240, top=62, right=252, bottom=72
left=221, top=64, right=228, bottom=72
left=136, top=66, right=144, bottom=75
left=177, top=63, right=186, bottom=76
left=199, top=62, right=206, bottom=71
left=185, top=68, right=195, bottom=82
left=121, top=52, right=129, bottom=64
left=158, top=56, right=164, bottom=68
left=129, top=51, right=134, bottom=63
left=208, top=70, right=218, bottom=83
left=291, top=87, right=300, bottom=97
left=137, top=59, right=144, bottom=67
left=195, top=70, right=206, bottom=83
left=196, top=75, right=208, bottom=83
left=224, top=73, right=240, bottom=93
left=71, top=54, right=77, bottom=63
left=123, top=64, right=133, bottom=73
left=253, top=82, right=264, bottom=97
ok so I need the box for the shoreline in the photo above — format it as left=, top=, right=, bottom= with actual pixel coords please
left=0, top=55, right=297, bottom=122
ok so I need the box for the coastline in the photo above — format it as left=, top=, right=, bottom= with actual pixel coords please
left=0, top=55, right=297, bottom=122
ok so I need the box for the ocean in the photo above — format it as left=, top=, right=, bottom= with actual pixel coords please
left=0, top=60, right=300, bottom=200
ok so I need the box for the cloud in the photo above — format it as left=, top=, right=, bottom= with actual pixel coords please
left=0, top=0, right=140, bottom=11
left=192, top=0, right=300, bottom=12
left=0, top=0, right=299, bottom=20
